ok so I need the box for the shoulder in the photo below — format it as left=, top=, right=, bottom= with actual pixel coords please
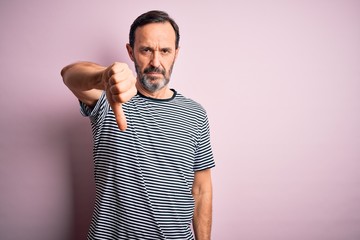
left=174, top=92, right=208, bottom=117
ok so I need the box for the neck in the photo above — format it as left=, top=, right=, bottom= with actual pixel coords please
left=136, top=82, right=173, bottom=99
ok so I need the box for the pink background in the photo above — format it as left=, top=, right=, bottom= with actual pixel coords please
left=1, top=0, right=360, bottom=239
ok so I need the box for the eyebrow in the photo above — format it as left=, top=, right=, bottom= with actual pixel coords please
left=139, top=46, right=173, bottom=52
left=160, top=47, right=172, bottom=52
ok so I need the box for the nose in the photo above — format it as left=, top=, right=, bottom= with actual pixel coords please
left=150, top=51, right=161, bottom=68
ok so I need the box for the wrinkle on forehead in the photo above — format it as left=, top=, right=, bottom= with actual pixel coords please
left=134, top=22, right=176, bottom=50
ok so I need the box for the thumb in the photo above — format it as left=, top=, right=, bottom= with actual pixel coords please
left=105, top=85, right=128, bottom=131
left=111, top=102, right=127, bottom=131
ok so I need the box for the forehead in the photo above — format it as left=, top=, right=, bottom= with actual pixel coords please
left=134, top=22, right=176, bottom=47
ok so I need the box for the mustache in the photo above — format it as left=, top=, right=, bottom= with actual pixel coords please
left=144, top=66, right=166, bottom=75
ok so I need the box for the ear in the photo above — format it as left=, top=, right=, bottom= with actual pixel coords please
left=175, top=47, right=180, bottom=60
left=126, top=44, right=135, bottom=61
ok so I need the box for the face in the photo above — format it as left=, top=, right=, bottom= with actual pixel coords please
left=127, top=22, right=179, bottom=93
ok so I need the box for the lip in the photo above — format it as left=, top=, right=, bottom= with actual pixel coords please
left=146, top=72, right=162, bottom=75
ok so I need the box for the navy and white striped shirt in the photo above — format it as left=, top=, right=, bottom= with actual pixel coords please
left=81, top=89, right=215, bottom=240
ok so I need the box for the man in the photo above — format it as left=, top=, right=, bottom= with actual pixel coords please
left=61, top=10, right=215, bottom=240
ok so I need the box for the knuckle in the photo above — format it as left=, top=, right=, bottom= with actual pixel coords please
left=107, top=68, right=116, bottom=78
left=114, top=62, right=129, bottom=70
left=110, top=84, right=120, bottom=94
left=110, top=92, right=124, bottom=103
left=119, top=93, right=129, bottom=103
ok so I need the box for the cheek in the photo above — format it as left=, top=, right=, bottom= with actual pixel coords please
left=165, top=58, right=176, bottom=71
left=135, top=54, right=149, bottom=65
left=134, top=60, right=147, bottom=72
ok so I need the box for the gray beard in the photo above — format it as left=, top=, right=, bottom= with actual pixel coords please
left=139, top=74, right=169, bottom=92
left=134, top=61, right=174, bottom=93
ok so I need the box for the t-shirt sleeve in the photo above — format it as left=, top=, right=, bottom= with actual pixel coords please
left=80, top=91, right=109, bottom=125
left=193, top=113, right=215, bottom=171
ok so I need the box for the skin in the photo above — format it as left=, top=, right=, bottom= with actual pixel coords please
left=126, top=22, right=179, bottom=99
left=192, top=168, right=213, bottom=240
left=61, top=21, right=213, bottom=240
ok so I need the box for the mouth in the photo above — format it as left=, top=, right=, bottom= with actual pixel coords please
left=144, top=66, right=165, bottom=75
left=147, top=71, right=161, bottom=75
left=145, top=72, right=164, bottom=79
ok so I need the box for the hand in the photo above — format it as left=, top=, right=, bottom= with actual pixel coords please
left=103, top=62, right=137, bottom=131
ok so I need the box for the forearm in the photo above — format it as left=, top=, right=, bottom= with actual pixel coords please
left=193, top=191, right=212, bottom=240
left=61, top=62, right=105, bottom=105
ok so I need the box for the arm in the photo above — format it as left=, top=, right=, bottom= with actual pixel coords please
left=192, top=168, right=213, bottom=240
left=61, top=61, right=105, bottom=107
left=61, top=61, right=137, bottom=130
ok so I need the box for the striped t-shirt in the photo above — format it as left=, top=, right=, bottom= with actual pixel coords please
left=80, top=89, right=215, bottom=240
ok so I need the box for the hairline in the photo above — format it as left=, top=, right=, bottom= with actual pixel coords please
left=132, top=22, right=177, bottom=49
left=129, top=11, right=180, bottom=49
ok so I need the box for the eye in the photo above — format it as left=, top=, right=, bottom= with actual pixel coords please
left=161, top=48, right=171, bottom=55
left=140, top=47, right=152, bottom=54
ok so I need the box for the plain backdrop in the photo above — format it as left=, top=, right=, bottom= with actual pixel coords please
left=1, top=1, right=360, bottom=240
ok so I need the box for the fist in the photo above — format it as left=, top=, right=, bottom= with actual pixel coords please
left=103, top=62, right=137, bottom=131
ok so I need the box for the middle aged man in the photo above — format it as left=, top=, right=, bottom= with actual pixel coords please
left=61, top=10, right=215, bottom=240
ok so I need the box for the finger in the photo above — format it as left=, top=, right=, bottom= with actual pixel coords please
left=108, top=68, right=132, bottom=86
left=110, top=84, right=137, bottom=102
left=111, top=102, right=127, bottom=131
left=109, top=75, right=133, bottom=95
left=107, top=62, right=128, bottom=78
left=106, top=89, right=128, bottom=131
